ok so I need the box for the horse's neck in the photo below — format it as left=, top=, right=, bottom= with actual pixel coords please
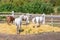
left=11, top=13, right=14, bottom=17
left=19, top=16, right=23, bottom=21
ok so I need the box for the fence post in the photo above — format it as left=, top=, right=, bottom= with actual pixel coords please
left=42, top=13, right=45, bottom=24
left=11, top=11, right=14, bottom=17
left=51, top=14, right=53, bottom=26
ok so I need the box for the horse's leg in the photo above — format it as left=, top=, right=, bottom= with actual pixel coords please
left=11, top=20, right=13, bottom=24
left=19, top=22, right=22, bottom=34
left=6, top=16, right=12, bottom=25
left=11, top=18, right=13, bottom=23
left=16, top=24, right=20, bottom=34
left=6, top=18, right=9, bottom=24
left=26, top=20, right=28, bottom=27
left=38, top=19, right=40, bottom=27
left=36, top=20, right=40, bottom=27
left=32, top=18, right=36, bottom=28
left=39, top=20, right=41, bottom=27
left=35, top=18, right=39, bottom=28
left=32, top=21, right=35, bottom=28
left=7, top=20, right=11, bottom=25
left=38, top=21, right=41, bottom=27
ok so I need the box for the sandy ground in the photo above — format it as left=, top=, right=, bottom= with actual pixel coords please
left=0, top=23, right=60, bottom=40
left=0, top=23, right=60, bottom=35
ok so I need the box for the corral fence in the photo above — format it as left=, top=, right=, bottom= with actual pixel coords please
left=0, top=11, right=60, bottom=27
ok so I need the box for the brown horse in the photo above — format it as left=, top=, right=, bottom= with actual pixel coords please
left=6, top=16, right=15, bottom=25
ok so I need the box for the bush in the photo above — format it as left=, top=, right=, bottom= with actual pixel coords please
left=0, top=3, right=15, bottom=12
left=0, top=1, right=54, bottom=14
left=42, top=3, right=54, bottom=14
left=17, top=2, right=54, bottom=14
left=57, top=6, right=60, bottom=13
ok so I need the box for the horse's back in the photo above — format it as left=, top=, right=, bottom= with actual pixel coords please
left=6, top=16, right=15, bottom=24
left=14, top=18, right=22, bottom=24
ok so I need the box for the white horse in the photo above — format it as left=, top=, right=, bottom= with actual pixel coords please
left=20, top=14, right=30, bottom=25
left=24, top=15, right=29, bottom=24
left=14, top=14, right=30, bottom=34
left=32, top=14, right=45, bottom=27
left=14, top=16, right=22, bottom=34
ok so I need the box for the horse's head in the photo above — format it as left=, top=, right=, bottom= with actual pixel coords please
left=19, top=15, right=25, bottom=21
left=41, top=14, right=45, bottom=17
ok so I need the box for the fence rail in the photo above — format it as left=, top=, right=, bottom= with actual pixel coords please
left=0, top=11, right=60, bottom=26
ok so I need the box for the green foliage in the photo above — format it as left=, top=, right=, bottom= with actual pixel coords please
left=55, top=0, right=60, bottom=6
left=0, top=3, right=14, bottom=12
left=17, top=2, right=54, bottom=14
left=0, top=0, right=54, bottom=14
left=50, top=0, right=56, bottom=6
left=57, top=6, right=60, bottom=13
left=42, top=3, right=54, bottom=14
left=50, top=0, right=60, bottom=6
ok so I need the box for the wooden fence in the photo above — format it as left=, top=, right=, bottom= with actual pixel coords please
left=0, top=11, right=60, bottom=26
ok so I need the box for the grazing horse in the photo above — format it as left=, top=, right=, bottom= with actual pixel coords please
left=23, top=15, right=29, bottom=25
left=32, top=14, right=45, bottom=27
left=6, top=16, right=15, bottom=25
left=20, top=14, right=30, bottom=25
left=6, top=11, right=15, bottom=25
left=14, top=14, right=30, bottom=34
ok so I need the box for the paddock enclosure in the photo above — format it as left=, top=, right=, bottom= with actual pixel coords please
left=0, top=13, right=60, bottom=27
left=0, top=14, right=60, bottom=35
left=0, top=12, right=60, bottom=40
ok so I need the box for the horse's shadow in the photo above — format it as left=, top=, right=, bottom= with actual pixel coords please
left=19, top=29, right=24, bottom=33
left=22, top=23, right=29, bottom=25
left=7, top=23, right=12, bottom=26
left=17, top=29, right=24, bottom=34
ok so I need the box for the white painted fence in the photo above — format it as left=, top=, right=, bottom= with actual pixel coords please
left=0, top=11, right=60, bottom=26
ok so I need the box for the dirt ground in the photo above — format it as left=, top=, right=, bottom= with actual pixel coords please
left=0, top=32, right=60, bottom=40
left=0, top=23, right=60, bottom=40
